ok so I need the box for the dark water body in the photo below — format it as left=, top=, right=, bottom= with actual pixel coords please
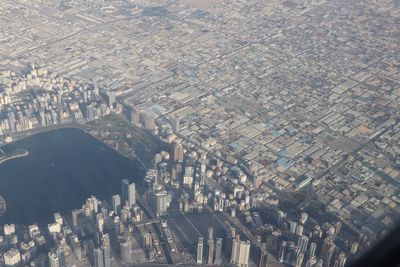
left=0, top=128, right=146, bottom=225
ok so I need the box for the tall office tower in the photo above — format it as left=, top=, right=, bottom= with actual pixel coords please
left=91, top=196, right=99, bottom=213
left=127, top=182, right=136, bottom=207
left=121, top=179, right=136, bottom=207
left=143, top=114, right=156, bottom=130
left=295, top=252, right=305, bottom=267
left=72, top=209, right=79, bottom=228
left=278, top=241, right=287, bottom=263
left=103, top=246, right=111, bottom=267
left=101, top=233, right=111, bottom=249
left=93, top=84, right=100, bottom=95
left=183, top=166, right=194, bottom=189
left=208, top=238, right=215, bottom=264
left=289, top=221, right=298, bottom=240
left=226, top=227, right=236, bottom=257
left=214, top=238, right=223, bottom=265
left=335, top=222, right=342, bottom=235
left=324, top=246, right=336, bottom=267
left=107, top=93, right=115, bottom=108
left=172, top=116, right=180, bottom=132
left=230, top=237, right=240, bottom=264
left=259, top=250, right=269, bottom=267
left=173, top=142, right=184, bottom=162
left=131, top=107, right=140, bottom=125
left=112, top=194, right=121, bottom=214
left=238, top=240, right=251, bottom=266
left=72, top=242, right=83, bottom=261
left=48, top=251, right=60, bottom=267
left=286, top=244, right=297, bottom=266
left=208, top=227, right=214, bottom=240
left=297, top=235, right=309, bottom=253
left=96, top=213, right=105, bottom=233
left=154, top=191, right=171, bottom=216
left=321, top=238, right=335, bottom=266
left=94, top=248, right=104, bottom=267
left=333, top=252, right=346, bottom=267
left=309, top=242, right=317, bottom=259
left=120, top=240, right=132, bottom=264
left=142, top=232, right=153, bottom=248
left=56, top=248, right=66, bottom=267
left=207, top=228, right=215, bottom=264
left=296, top=225, right=304, bottom=237
left=197, top=237, right=204, bottom=264
left=122, top=179, right=129, bottom=204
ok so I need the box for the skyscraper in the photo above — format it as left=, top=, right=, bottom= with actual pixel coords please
left=56, top=248, right=65, bottom=267
left=112, top=194, right=121, bottom=214
left=120, top=240, right=132, bottom=264
left=208, top=227, right=214, bottom=240
left=333, top=252, right=346, bottom=267
left=72, top=209, right=79, bottom=228
left=230, top=237, right=240, bottom=264
left=197, top=237, right=204, bottom=264
left=295, top=252, right=304, bottom=267
left=208, top=227, right=215, bottom=264
left=309, top=242, right=317, bottom=259
left=103, top=246, right=111, bottom=267
left=154, top=191, right=171, bottom=216
left=297, top=235, right=309, bottom=253
left=94, top=248, right=104, bottom=267
left=321, top=238, right=335, bottom=266
left=278, top=241, right=287, bottom=263
left=122, top=180, right=136, bottom=208
left=259, top=250, right=269, bottom=267
left=131, top=107, right=140, bottom=125
left=121, top=179, right=129, bottom=205
left=238, top=240, right=250, bottom=266
left=143, top=114, right=156, bottom=130
left=289, top=221, right=298, bottom=240
left=214, top=238, right=223, bottom=265
left=107, top=93, right=115, bottom=108
left=325, top=246, right=336, bottom=267
left=173, top=142, right=184, bottom=162
left=127, top=182, right=136, bottom=207
left=172, top=116, right=180, bottom=132
left=48, top=251, right=59, bottom=267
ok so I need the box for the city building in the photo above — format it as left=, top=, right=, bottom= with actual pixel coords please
left=4, top=249, right=21, bottom=267
left=112, top=194, right=121, bottom=214
left=197, top=237, right=204, bottom=264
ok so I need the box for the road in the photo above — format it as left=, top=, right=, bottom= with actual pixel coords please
left=136, top=195, right=174, bottom=265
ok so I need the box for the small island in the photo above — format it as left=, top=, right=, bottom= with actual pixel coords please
left=0, top=148, right=29, bottom=164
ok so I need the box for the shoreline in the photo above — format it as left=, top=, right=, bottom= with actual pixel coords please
left=0, top=125, right=148, bottom=227
left=0, top=120, right=152, bottom=170
left=0, top=119, right=152, bottom=225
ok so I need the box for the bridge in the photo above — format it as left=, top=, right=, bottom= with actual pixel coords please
left=133, top=217, right=161, bottom=226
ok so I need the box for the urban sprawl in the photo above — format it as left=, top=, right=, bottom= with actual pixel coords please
left=0, top=0, right=399, bottom=267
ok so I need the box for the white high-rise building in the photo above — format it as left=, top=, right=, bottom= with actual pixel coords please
left=197, top=237, right=204, bottom=264
left=4, top=249, right=21, bottom=266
